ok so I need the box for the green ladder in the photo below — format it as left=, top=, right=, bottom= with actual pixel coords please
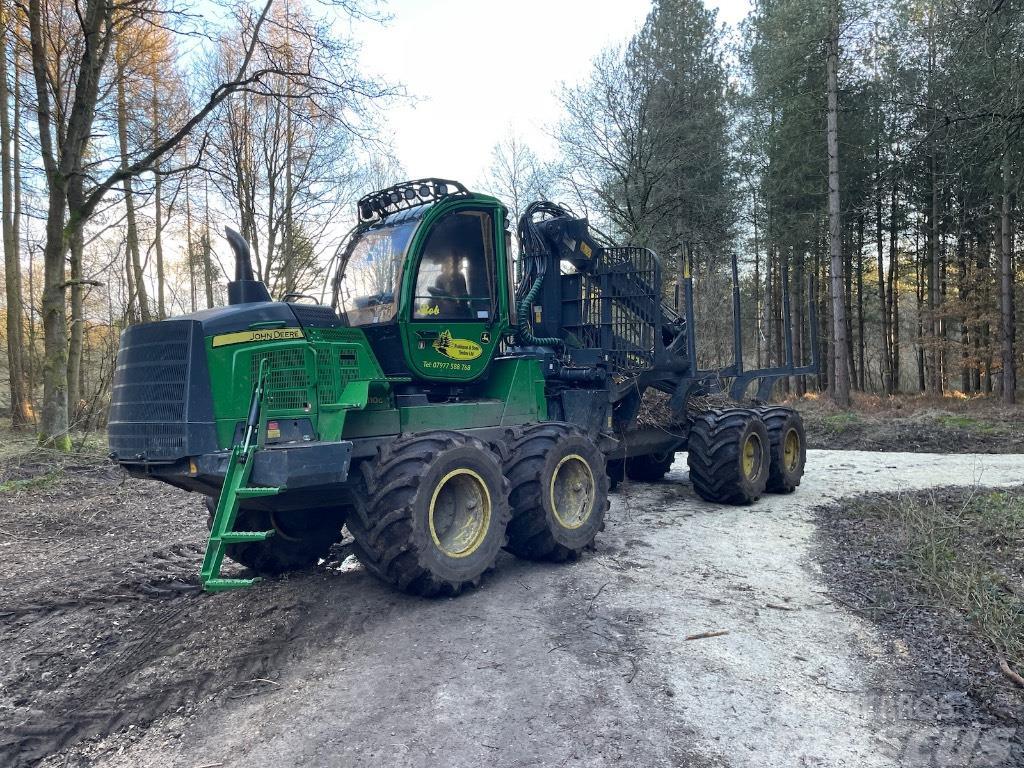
left=200, top=360, right=282, bottom=592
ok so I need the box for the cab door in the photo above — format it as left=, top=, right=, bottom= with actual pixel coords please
left=402, top=205, right=505, bottom=382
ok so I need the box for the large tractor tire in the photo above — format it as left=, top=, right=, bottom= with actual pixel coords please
left=686, top=409, right=770, bottom=505
left=205, top=500, right=345, bottom=575
left=347, top=431, right=511, bottom=597
left=624, top=452, right=675, bottom=482
left=756, top=406, right=806, bottom=494
left=503, top=423, right=609, bottom=561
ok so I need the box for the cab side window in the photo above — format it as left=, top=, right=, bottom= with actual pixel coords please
left=413, top=210, right=495, bottom=321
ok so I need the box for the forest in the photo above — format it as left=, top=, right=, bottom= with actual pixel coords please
left=0, top=0, right=1021, bottom=447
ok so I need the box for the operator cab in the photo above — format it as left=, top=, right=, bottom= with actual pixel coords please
left=413, top=210, right=495, bottom=322
left=334, top=179, right=512, bottom=383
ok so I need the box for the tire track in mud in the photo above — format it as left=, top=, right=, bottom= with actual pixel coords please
left=1, top=543, right=205, bottom=619
left=0, top=470, right=342, bottom=768
left=1, top=565, right=331, bottom=767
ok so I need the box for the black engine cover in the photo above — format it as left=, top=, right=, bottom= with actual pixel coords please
left=108, top=319, right=217, bottom=463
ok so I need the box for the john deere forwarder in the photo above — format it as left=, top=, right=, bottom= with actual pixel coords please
left=109, top=179, right=816, bottom=595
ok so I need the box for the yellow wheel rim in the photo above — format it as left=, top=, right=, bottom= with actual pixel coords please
left=783, top=428, right=800, bottom=473
left=549, top=454, right=595, bottom=530
left=742, top=433, right=763, bottom=481
left=428, top=469, right=492, bottom=558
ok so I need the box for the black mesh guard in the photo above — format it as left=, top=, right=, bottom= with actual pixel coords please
left=288, top=302, right=345, bottom=329
left=108, top=319, right=218, bottom=462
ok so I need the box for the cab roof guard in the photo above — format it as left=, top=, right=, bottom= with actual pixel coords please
left=357, top=178, right=470, bottom=224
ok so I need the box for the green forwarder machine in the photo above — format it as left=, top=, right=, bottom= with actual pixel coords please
left=109, top=179, right=817, bottom=595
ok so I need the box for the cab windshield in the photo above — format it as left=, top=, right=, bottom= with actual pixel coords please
left=337, top=222, right=416, bottom=325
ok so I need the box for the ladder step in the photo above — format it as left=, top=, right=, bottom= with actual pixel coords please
left=204, top=577, right=261, bottom=592
left=220, top=530, right=275, bottom=544
left=235, top=486, right=281, bottom=498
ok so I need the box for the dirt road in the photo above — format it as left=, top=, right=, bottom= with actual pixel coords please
left=4, top=450, right=1023, bottom=767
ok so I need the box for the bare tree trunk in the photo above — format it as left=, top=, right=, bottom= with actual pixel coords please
left=154, top=169, right=166, bottom=318
left=764, top=245, right=774, bottom=368
left=185, top=168, right=196, bottom=312
left=781, top=247, right=791, bottom=397
left=981, top=231, right=993, bottom=392
left=66, top=218, right=85, bottom=422
left=28, top=0, right=75, bottom=448
left=1000, top=151, right=1016, bottom=404
left=915, top=216, right=926, bottom=391
left=283, top=84, right=295, bottom=295
left=763, top=198, right=774, bottom=370
left=794, top=249, right=806, bottom=395
left=928, top=156, right=942, bottom=393
left=124, top=234, right=138, bottom=323
left=926, top=14, right=941, bottom=394
left=773, top=247, right=783, bottom=372
left=203, top=175, right=215, bottom=308
left=752, top=189, right=762, bottom=369
left=844, top=228, right=856, bottom=389
left=39, top=205, right=70, bottom=446
left=973, top=235, right=986, bottom=392
left=152, top=83, right=166, bottom=319
left=888, top=172, right=900, bottom=391
left=876, top=151, right=891, bottom=394
left=1, top=22, right=32, bottom=427
left=823, top=248, right=834, bottom=393
left=13, top=48, right=31, bottom=413
left=117, top=65, right=151, bottom=324
left=956, top=222, right=970, bottom=393
left=13, top=51, right=28, bottom=405
left=971, top=252, right=982, bottom=392
left=27, top=240, right=35, bottom=400
left=826, top=9, right=850, bottom=407
left=855, top=214, right=865, bottom=390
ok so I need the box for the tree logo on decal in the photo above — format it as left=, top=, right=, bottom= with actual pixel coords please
left=432, top=329, right=482, bottom=361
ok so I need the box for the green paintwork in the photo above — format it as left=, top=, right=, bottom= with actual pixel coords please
left=397, top=196, right=512, bottom=383
left=482, top=357, right=548, bottom=425
left=178, top=191, right=556, bottom=591
left=201, top=361, right=279, bottom=592
left=205, top=326, right=391, bottom=449
left=200, top=194, right=542, bottom=455
left=400, top=401, right=505, bottom=431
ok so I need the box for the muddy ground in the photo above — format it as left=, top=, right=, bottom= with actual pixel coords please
left=816, top=486, right=1024, bottom=754
left=3, top=448, right=1024, bottom=767
left=797, top=395, right=1024, bottom=453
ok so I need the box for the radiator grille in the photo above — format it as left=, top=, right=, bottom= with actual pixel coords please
left=289, top=303, right=345, bottom=329
left=108, top=422, right=187, bottom=457
left=108, top=319, right=216, bottom=461
left=309, top=327, right=365, bottom=343
left=316, top=349, right=361, bottom=404
left=252, top=348, right=309, bottom=410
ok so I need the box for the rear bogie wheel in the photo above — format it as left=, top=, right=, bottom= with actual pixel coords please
left=503, top=423, right=610, bottom=561
left=756, top=406, right=806, bottom=493
left=347, top=431, right=511, bottom=597
left=624, top=452, right=675, bottom=482
left=205, top=500, right=345, bottom=575
left=686, top=409, right=770, bottom=505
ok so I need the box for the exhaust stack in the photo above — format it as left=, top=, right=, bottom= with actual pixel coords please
left=225, top=227, right=271, bottom=305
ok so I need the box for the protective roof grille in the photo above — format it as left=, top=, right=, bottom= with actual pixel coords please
left=357, top=178, right=469, bottom=224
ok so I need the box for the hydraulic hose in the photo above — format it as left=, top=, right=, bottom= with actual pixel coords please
left=516, top=200, right=581, bottom=349
left=516, top=274, right=563, bottom=348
